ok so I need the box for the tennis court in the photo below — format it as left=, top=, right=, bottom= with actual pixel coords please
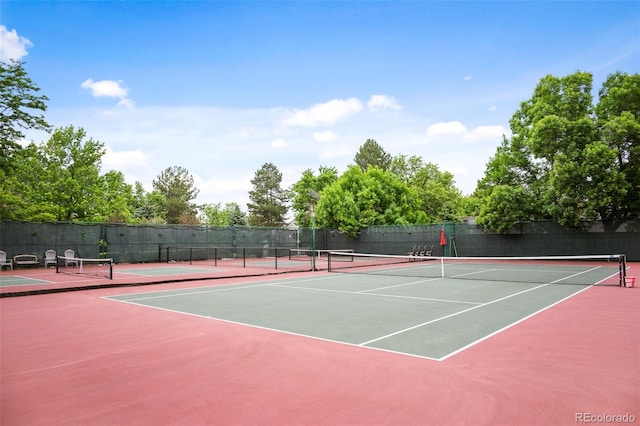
left=1, top=253, right=638, bottom=425
left=106, top=258, right=621, bottom=360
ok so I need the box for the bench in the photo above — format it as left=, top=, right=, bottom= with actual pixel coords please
left=13, top=254, right=40, bottom=268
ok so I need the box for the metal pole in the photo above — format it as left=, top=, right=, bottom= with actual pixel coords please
left=312, top=211, right=316, bottom=271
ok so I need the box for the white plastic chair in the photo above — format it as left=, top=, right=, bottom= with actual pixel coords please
left=64, top=249, right=78, bottom=267
left=44, top=250, right=57, bottom=268
left=0, top=251, right=13, bottom=271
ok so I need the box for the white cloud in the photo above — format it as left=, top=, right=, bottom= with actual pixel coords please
left=426, top=121, right=507, bottom=144
left=463, top=74, right=473, bottom=81
left=466, top=125, right=506, bottom=141
left=313, top=131, right=337, bottom=142
left=81, top=79, right=135, bottom=108
left=0, top=26, right=33, bottom=62
left=489, top=105, right=497, bottom=111
left=283, top=98, right=363, bottom=127
left=102, top=147, right=148, bottom=170
left=426, top=121, right=468, bottom=137
left=367, top=94, right=402, bottom=112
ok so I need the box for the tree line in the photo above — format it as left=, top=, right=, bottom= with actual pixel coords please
left=1, top=60, right=638, bottom=235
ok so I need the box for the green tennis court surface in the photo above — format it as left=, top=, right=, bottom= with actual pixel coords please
left=107, top=263, right=617, bottom=360
left=0, top=276, right=53, bottom=287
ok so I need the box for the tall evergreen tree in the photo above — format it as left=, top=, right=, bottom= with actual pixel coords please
left=247, top=162, right=288, bottom=226
left=354, top=139, right=392, bottom=171
left=152, top=166, right=200, bottom=224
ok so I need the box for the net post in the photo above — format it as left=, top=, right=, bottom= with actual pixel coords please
left=620, top=254, right=627, bottom=286
left=328, top=251, right=332, bottom=272
left=242, top=248, right=246, bottom=268
left=275, top=248, right=278, bottom=270
left=440, top=257, right=445, bottom=278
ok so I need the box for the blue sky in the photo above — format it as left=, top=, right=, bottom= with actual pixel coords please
left=1, top=1, right=638, bottom=209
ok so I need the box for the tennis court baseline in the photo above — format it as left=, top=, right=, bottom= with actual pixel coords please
left=106, top=260, right=619, bottom=360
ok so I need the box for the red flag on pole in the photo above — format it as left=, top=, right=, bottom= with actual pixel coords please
left=440, top=228, right=447, bottom=246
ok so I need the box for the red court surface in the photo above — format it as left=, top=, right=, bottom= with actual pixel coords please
left=1, top=264, right=638, bottom=425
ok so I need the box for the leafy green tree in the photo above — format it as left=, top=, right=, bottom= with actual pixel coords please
left=97, top=171, right=135, bottom=223
left=199, top=202, right=247, bottom=226
left=476, top=70, right=638, bottom=232
left=247, top=162, right=289, bottom=226
left=0, top=60, right=52, bottom=219
left=395, top=156, right=464, bottom=223
left=38, top=126, right=106, bottom=221
left=595, top=72, right=640, bottom=221
left=199, top=202, right=226, bottom=225
left=0, top=60, right=51, bottom=170
left=477, top=185, right=536, bottom=233
left=354, top=139, right=392, bottom=171
left=132, top=182, right=166, bottom=223
left=315, top=165, right=420, bottom=237
left=0, top=143, right=58, bottom=221
left=289, top=166, right=339, bottom=227
left=152, top=166, right=200, bottom=224
left=390, top=154, right=424, bottom=183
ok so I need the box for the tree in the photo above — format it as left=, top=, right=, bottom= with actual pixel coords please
left=289, top=166, right=339, bottom=228
left=0, top=60, right=52, bottom=219
left=595, top=72, right=640, bottom=221
left=38, top=126, right=106, bottom=221
left=97, top=171, right=135, bottom=223
left=476, top=70, right=638, bottom=232
left=354, top=139, right=392, bottom=171
left=315, top=165, right=420, bottom=237
left=199, top=203, right=226, bottom=225
left=132, top=182, right=166, bottom=223
left=152, top=166, right=200, bottom=224
left=247, top=162, right=289, bottom=227
left=224, top=202, right=248, bottom=226
left=199, top=202, right=246, bottom=226
left=0, top=142, right=58, bottom=221
left=393, top=155, right=465, bottom=223
left=0, top=60, right=51, bottom=170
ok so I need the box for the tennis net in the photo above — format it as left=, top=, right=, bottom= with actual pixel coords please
left=327, top=252, right=627, bottom=286
left=289, top=248, right=354, bottom=261
left=56, top=256, right=113, bottom=280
